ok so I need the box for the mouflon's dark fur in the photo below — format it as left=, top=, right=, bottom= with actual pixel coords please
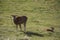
left=47, top=27, right=54, bottom=32
left=12, top=15, right=28, bottom=32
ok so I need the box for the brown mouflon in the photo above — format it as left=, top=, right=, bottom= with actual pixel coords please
left=12, top=15, right=28, bottom=32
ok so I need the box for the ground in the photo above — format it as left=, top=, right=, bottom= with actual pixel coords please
left=0, top=0, right=60, bottom=40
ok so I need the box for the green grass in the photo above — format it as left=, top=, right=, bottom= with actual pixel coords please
left=0, top=0, right=60, bottom=40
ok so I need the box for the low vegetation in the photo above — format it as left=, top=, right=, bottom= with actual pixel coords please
left=0, top=0, right=60, bottom=40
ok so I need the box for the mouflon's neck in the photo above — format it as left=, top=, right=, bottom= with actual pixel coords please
left=12, top=16, right=17, bottom=21
left=51, top=27, right=54, bottom=30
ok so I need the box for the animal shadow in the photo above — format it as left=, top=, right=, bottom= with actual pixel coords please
left=24, top=31, right=44, bottom=37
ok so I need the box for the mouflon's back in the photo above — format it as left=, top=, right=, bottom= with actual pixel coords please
left=16, top=16, right=27, bottom=24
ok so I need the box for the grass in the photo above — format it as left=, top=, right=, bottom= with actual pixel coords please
left=0, top=0, right=60, bottom=40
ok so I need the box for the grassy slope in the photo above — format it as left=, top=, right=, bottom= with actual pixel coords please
left=0, top=0, right=60, bottom=40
